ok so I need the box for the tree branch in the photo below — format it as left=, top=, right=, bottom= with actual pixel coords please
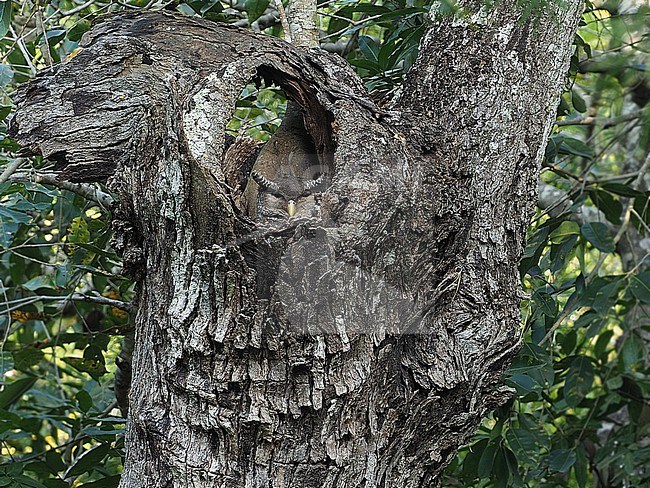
left=10, top=171, right=115, bottom=210
left=0, top=158, right=26, bottom=184
left=556, top=109, right=645, bottom=127
left=35, top=5, right=54, bottom=67
left=273, top=0, right=292, bottom=42
left=70, top=292, right=133, bottom=311
left=286, top=0, right=318, bottom=48
left=2, top=292, right=133, bottom=314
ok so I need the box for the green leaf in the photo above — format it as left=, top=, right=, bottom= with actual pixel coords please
left=43, top=480, right=68, bottom=488
left=503, top=445, right=524, bottom=486
left=550, top=236, right=578, bottom=273
left=44, top=450, right=65, bottom=474
left=507, top=373, right=541, bottom=397
left=557, top=96, right=571, bottom=116
left=462, top=438, right=487, bottom=480
left=590, top=280, right=621, bottom=314
left=632, top=193, right=649, bottom=231
left=358, top=35, right=380, bottom=64
left=22, top=274, right=57, bottom=291
left=77, top=476, right=121, bottom=488
left=588, top=188, right=622, bottom=225
left=0, top=352, right=14, bottom=377
left=477, top=441, right=499, bottom=478
left=0, top=376, right=37, bottom=409
left=629, top=272, right=650, bottom=304
left=506, top=428, right=538, bottom=464
left=559, top=329, right=577, bottom=355
left=532, top=290, right=557, bottom=317
left=45, top=29, right=66, bottom=44
left=67, top=20, right=91, bottom=42
left=573, top=444, right=588, bottom=488
left=558, top=136, right=593, bottom=158
left=76, top=389, right=93, bottom=413
left=0, top=0, right=12, bottom=39
left=564, top=356, right=594, bottom=407
left=6, top=474, right=45, bottom=488
left=186, top=0, right=223, bottom=14
left=373, top=6, right=426, bottom=22
left=0, top=64, right=13, bottom=88
left=594, top=330, right=614, bottom=361
left=348, top=58, right=381, bottom=74
left=493, top=446, right=510, bottom=488
left=547, top=449, right=576, bottom=473
left=67, top=217, right=91, bottom=245
left=0, top=205, right=33, bottom=224
left=620, top=334, right=642, bottom=369
left=576, top=276, right=615, bottom=309
left=82, top=427, right=124, bottom=440
left=0, top=408, right=20, bottom=434
left=545, top=136, right=558, bottom=162
left=581, top=222, right=615, bottom=253
left=549, top=221, right=580, bottom=243
left=64, top=444, right=111, bottom=478
left=0, top=105, right=11, bottom=121
left=520, top=226, right=549, bottom=276
left=572, top=90, right=587, bottom=113
left=327, top=6, right=353, bottom=36
left=600, top=183, right=643, bottom=198
left=13, top=348, right=44, bottom=371
left=244, top=0, right=269, bottom=22
left=63, top=357, right=107, bottom=379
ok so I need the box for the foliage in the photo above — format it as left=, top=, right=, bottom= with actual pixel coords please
left=0, top=0, right=647, bottom=486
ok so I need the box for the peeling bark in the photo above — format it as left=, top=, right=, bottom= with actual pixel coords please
left=10, top=4, right=582, bottom=487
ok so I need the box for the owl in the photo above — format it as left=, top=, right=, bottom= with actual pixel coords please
left=241, top=105, right=326, bottom=221
left=251, top=166, right=324, bottom=221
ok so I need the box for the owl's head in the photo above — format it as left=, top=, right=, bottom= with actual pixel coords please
left=252, top=170, right=324, bottom=221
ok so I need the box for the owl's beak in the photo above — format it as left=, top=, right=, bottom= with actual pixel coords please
left=287, top=200, right=297, bottom=217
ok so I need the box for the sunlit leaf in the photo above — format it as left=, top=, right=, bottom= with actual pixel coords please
left=549, top=221, right=580, bottom=243
left=63, top=357, right=107, bottom=379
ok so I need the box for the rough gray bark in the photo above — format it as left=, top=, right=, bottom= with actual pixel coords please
left=10, top=3, right=582, bottom=487
left=286, top=0, right=319, bottom=48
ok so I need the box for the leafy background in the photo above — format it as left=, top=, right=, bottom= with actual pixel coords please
left=0, top=0, right=647, bottom=486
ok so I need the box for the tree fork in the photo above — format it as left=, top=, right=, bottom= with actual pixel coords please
left=10, top=4, right=582, bottom=486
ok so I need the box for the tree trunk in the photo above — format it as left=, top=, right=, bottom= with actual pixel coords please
left=10, top=3, right=582, bottom=486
